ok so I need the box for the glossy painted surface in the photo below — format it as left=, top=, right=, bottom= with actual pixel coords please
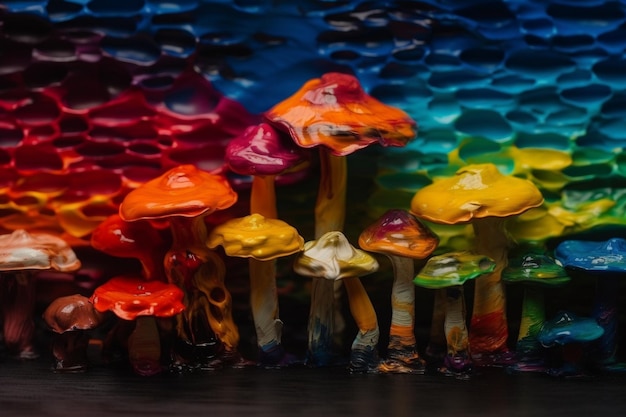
left=0, top=229, right=81, bottom=272
left=414, top=252, right=496, bottom=289
left=503, top=252, right=570, bottom=286
left=555, top=238, right=626, bottom=272
left=265, top=72, right=416, bottom=156
left=207, top=214, right=304, bottom=261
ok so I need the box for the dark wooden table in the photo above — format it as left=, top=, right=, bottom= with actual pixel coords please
left=2, top=356, right=626, bottom=417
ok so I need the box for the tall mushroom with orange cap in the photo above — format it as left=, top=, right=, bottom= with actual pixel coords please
left=265, top=72, right=416, bottom=365
left=119, top=164, right=242, bottom=368
left=90, top=275, right=185, bottom=375
left=410, top=163, right=544, bottom=365
left=358, top=209, right=439, bottom=373
left=294, top=231, right=380, bottom=372
left=207, top=213, right=304, bottom=365
left=0, top=229, right=81, bottom=358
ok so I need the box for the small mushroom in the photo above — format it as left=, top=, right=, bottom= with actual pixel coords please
left=266, top=72, right=416, bottom=365
left=119, top=164, right=243, bottom=368
left=294, top=231, right=379, bottom=372
left=411, top=163, right=544, bottom=365
left=414, top=251, right=496, bottom=377
left=538, top=310, right=604, bottom=377
left=207, top=213, right=304, bottom=365
left=90, top=275, right=185, bottom=376
left=358, top=209, right=438, bottom=373
left=502, top=250, right=570, bottom=372
left=42, top=294, right=106, bottom=372
left=554, top=237, right=626, bottom=372
left=0, top=229, right=81, bottom=358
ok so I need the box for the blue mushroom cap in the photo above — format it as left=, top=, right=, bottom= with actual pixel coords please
left=538, top=311, right=604, bottom=347
left=554, top=237, right=626, bottom=273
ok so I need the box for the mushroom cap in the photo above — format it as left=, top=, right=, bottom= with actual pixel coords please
left=554, top=237, right=626, bottom=273
left=119, top=164, right=237, bottom=221
left=207, top=213, right=304, bottom=261
left=538, top=310, right=604, bottom=347
left=502, top=251, right=570, bottom=287
left=410, top=164, right=544, bottom=225
left=0, top=229, right=81, bottom=272
left=91, top=214, right=165, bottom=259
left=413, top=251, right=496, bottom=289
left=43, top=294, right=106, bottom=334
left=265, top=72, right=416, bottom=156
left=294, top=231, right=379, bottom=280
left=226, top=123, right=308, bottom=176
left=90, top=275, right=185, bottom=321
left=359, top=209, right=438, bottom=259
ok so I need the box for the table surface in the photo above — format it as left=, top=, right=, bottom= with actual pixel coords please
left=2, top=356, right=626, bottom=417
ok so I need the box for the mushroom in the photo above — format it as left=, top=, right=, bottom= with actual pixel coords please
left=293, top=231, right=380, bottom=372
left=414, top=251, right=496, bottom=377
left=554, top=237, right=626, bottom=372
left=410, top=163, right=544, bottom=365
left=42, top=294, right=106, bottom=372
left=90, top=274, right=185, bottom=376
left=265, top=72, right=416, bottom=365
left=207, top=213, right=304, bottom=365
left=224, top=124, right=308, bottom=363
left=502, top=249, right=570, bottom=372
left=0, top=229, right=81, bottom=358
left=119, top=164, right=243, bottom=368
left=90, top=214, right=168, bottom=282
left=358, top=209, right=439, bottom=373
left=537, top=310, right=604, bottom=377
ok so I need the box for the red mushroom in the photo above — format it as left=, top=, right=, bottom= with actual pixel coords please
left=265, top=72, right=416, bottom=365
left=119, top=164, right=243, bottom=368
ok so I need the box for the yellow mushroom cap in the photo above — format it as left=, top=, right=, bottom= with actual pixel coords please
left=207, top=213, right=304, bottom=261
left=0, top=229, right=81, bottom=272
left=294, top=231, right=379, bottom=280
left=410, top=163, right=544, bottom=225
left=119, top=164, right=237, bottom=221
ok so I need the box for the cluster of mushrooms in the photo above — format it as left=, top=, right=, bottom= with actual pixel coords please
left=1, top=73, right=623, bottom=378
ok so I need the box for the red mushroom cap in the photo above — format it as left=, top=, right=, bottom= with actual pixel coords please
left=265, top=72, right=416, bottom=156
left=90, top=275, right=185, bottom=321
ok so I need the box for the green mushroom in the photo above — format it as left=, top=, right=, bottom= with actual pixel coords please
left=502, top=250, right=570, bottom=372
left=414, top=251, right=495, bottom=377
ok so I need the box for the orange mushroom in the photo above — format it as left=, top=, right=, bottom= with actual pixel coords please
left=90, top=275, right=185, bottom=375
left=119, top=164, right=243, bottom=368
left=0, top=229, right=81, bottom=358
left=410, top=163, right=544, bottom=365
left=265, top=72, right=416, bottom=365
left=359, top=209, right=439, bottom=373
left=207, top=213, right=304, bottom=365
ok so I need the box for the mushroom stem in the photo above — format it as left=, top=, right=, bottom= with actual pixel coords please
left=444, top=286, right=470, bottom=358
left=343, top=276, right=379, bottom=372
left=166, top=216, right=239, bottom=353
left=590, top=274, right=620, bottom=366
left=307, top=149, right=348, bottom=364
left=1, top=271, right=37, bottom=359
left=250, top=175, right=278, bottom=219
left=426, top=289, right=447, bottom=359
left=249, top=258, right=282, bottom=352
left=387, top=255, right=419, bottom=357
left=516, top=286, right=546, bottom=356
left=469, top=217, right=510, bottom=356
left=128, top=316, right=162, bottom=376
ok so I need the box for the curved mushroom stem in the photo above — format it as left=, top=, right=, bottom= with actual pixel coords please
left=469, top=217, right=511, bottom=363
left=249, top=175, right=285, bottom=363
left=50, top=331, right=91, bottom=372
left=165, top=216, right=240, bottom=361
left=516, top=286, right=546, bottom=358
left=1, top=271, right=37, bottom=359
left=343, top=276, right=379, bottom=372
left=307, top=149, right=348, bottom=365
left=590, top=274, right=621, bottom=370
left=380, top=255, right=424, bottom=373
left=128, top=316, right=162, bottom=376
left=442, top=286, right=472, bottom=376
